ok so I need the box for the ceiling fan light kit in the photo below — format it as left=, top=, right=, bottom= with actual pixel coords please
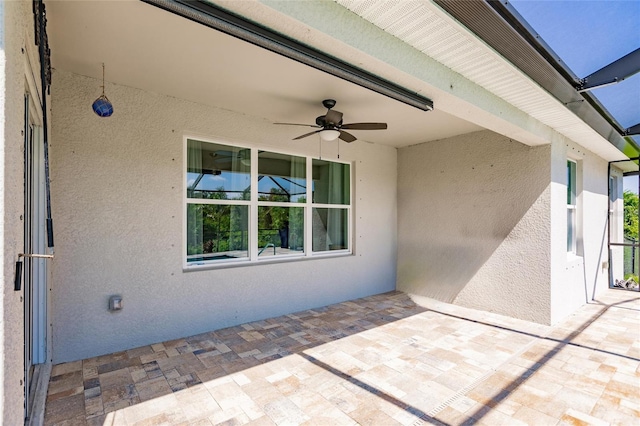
left=275, top=99, right=388, bottom=143
left=319, top=129, right=340, bottom=141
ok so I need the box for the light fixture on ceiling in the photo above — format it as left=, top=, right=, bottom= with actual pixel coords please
left=92, top=63, right=113, bottom=117
left=319, top=129, right=340, bottom=141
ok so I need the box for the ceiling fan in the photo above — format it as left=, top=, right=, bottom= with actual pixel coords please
left=275, top=99, right=387, bottom=142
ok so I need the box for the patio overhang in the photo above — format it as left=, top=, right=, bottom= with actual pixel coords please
left=434, top=0, right=639, bottom=158
left=43, top=0, right=640, bottom=159
left=47, top=0, right=485, bottom=149
left=142, top=0, right=434, bottom=112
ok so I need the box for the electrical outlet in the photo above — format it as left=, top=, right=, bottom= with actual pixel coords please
left=109, top=295, right=123, bottom=311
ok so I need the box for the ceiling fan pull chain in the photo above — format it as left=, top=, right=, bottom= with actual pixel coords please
left=337, top=140, right=340, bottom=159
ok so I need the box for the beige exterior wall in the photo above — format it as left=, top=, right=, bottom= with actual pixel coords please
left=50, top=70, right=398, bottom=363
left=1, top=0, right=48, bottom=423
left=397, top=131, right=553, bottom=324
left=397, top=130, right=614, bottom=325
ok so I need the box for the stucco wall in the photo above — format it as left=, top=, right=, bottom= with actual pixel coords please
left=608, top=166, right=624, bottom=284
left=397, top=131, right=552, bottom=324
left=1, top=0, right=45, bottom=423
left=549, top=138, right=610, bottom=324
left=50, top=70, right=397, bottom=363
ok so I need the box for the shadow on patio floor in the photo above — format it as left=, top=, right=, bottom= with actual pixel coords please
left=43, top=289, right=640, bottom=425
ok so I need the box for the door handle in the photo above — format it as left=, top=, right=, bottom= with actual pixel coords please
left=18, top=253, right=54, bottom=259
left=15, top=253, right=54, bottom=291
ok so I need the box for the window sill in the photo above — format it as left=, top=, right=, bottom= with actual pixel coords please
left=566, top=252, right=584, bottom=265
left=183, top=251, right=352, bottom=272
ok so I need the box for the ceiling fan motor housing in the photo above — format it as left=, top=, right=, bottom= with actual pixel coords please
left=316, top=115, right=342, bottom=128
left=322, top=99, right=336, bottom=109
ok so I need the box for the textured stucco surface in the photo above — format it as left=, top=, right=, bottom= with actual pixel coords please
left=50, top=70, right=397, bottom=363
left=397, top=130, right=613, bottom=325
left=1, top=0, right=44, bottom=423
left=549, top=138, right=610, bottom=324
left=397, top=131, right=553, bottom=324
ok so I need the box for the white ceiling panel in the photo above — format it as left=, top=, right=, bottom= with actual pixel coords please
left=46, top=0, right=482, bottom=148
left=336, top=0, right=628, bottom=160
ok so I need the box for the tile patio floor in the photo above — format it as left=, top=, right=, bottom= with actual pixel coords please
left=44, top=289, right=639, bottom=425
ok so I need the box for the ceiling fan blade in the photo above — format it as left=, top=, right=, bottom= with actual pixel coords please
left=341, top=122, right=388, bottom=130
left=325, top=109, right=343, bottom=125
left=293, top=129, right=323, bottom=140
left=274, top=122, right=320, bottom=128
left=339, top=131, right=357, bottom=143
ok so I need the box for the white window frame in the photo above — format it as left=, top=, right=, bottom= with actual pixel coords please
left=567, top=159, right=577, bottom=254
left=183, top=136, right=353, bottom=269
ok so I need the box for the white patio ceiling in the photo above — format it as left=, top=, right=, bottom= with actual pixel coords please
left=46, top=0, right=482, bottom=148
left=47, top=0, right=627, bottom=159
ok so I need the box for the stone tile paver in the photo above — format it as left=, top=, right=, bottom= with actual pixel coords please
left=44, top=289, right=639, bottom=425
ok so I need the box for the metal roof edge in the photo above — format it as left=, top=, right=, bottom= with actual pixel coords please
left=433, top=0, right=639, bottom=158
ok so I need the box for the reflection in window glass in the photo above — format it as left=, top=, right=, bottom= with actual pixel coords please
left=186, top=204, right=248, bottom=262
left=567, top=160, right=576, bottom=205
left=185, top=137, right=352, bottom=266
left=313, top=208, right=348, bottom=252
left=187, top=139, right=251, bottom=200
left=258, top=151, right=306, bottom=203
left=258, top=206, right=304, bottom=256
left=312, top=160, right=350, bottom=205
left=567, top=208, right=576, bottom=253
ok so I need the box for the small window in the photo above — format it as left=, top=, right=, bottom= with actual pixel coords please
left=311, top=159, right=350, bottom=252
left=312, top=159, right=350, bottom=205
left=185, top=138, right=351, bottom=266
left=312, top=208, right=349, bottom=252
left=258, top=151, right=306, bottom=203
left=186, top=140, right=251, bottom=264
left=186, top=204, right=249, bottom=262
left=567, top=160, right=577, bottom=253
left=186, top=140, right=251, bottom=200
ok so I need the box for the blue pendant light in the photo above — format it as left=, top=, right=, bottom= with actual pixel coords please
left=92, top=63, right=113, bottom=117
